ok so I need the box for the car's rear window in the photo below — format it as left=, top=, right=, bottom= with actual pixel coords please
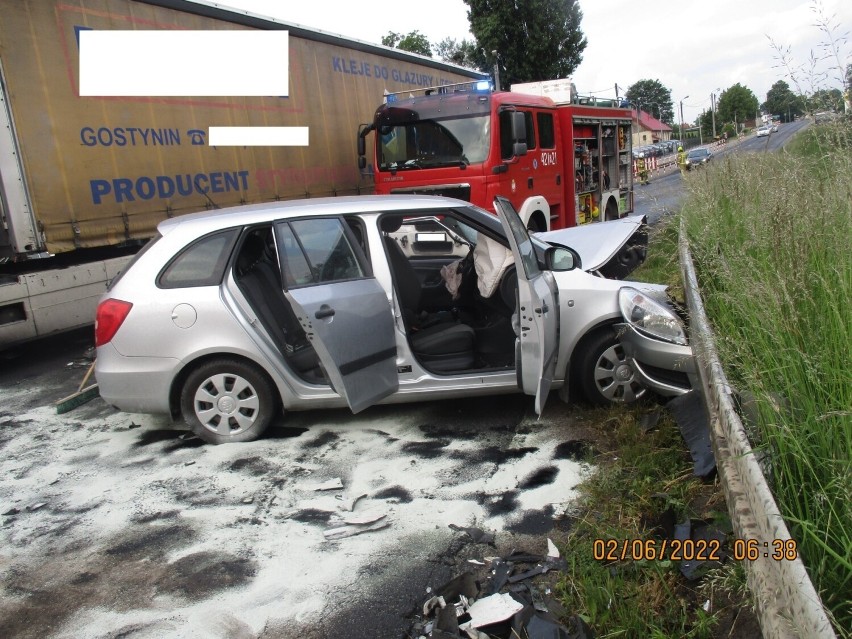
left=157, top=229, right=239, bottom=288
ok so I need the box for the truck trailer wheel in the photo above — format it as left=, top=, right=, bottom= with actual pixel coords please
left=572, top=328, right=646, bottom=405
left=180, top=358, right=277, bottom=444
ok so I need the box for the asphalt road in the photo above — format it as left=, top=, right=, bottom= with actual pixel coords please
left=633, top=119, right=808, bottom=226
left=1, top=328, right=597, bottom=639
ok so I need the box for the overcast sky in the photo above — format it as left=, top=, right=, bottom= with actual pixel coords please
left=208, top=0, right=851, bottom=123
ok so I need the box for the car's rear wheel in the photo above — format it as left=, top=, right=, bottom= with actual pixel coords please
left=180, top=358, right=277, bottom=444
left=573, top=328, right=646, bottom=405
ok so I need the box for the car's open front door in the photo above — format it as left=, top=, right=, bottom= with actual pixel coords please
left=493, top=197, right=559, bottom=415
left=274, top=218, right=398, bottom=413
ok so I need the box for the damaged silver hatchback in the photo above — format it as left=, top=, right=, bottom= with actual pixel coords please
left=95, top=195, right=697, bottom=443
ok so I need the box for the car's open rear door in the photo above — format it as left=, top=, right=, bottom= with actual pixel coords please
left=275, top=218, right=398, bottom=413
left=493, top=197, right=559, bottom=415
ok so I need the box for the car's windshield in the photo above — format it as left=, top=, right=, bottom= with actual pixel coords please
left=688, top=149, right=709, bottom=159
left=375, top=95, right=492, bottom=171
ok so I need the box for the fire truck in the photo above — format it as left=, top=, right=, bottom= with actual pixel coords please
left=358, top=78, right=636, bottom=232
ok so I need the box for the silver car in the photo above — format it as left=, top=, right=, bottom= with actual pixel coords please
left=95, top=195, right=696, bottom=444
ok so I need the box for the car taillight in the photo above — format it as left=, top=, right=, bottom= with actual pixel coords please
left=95, top=299, right=133, bottom=347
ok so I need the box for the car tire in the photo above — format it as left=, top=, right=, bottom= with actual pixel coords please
left=572, top=327, right=647, bottom=405
left=180, top=358, right=277, bottom=444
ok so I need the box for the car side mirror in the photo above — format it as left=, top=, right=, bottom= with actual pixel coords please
left=546, top=246, right=578, bottom=271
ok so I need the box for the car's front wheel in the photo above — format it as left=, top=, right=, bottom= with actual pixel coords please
left=180, top=358, right=277, bottom=444
left=572, top=328, right=647, bottom=405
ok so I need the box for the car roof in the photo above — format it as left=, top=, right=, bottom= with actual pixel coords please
left=157, top=194, right=470, bottom=235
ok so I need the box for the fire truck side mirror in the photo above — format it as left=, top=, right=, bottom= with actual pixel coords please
left=510, top=112, right=528, bottom=157
left=357, top=135, right=366, bottom=157
left=358, top=156, right=367, bottom=170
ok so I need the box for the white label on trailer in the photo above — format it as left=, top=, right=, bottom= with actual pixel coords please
left=79, top=31, right=289, bottom=97
left=208, top=127, right=309, bottom=147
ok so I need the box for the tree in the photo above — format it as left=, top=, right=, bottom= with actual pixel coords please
left=463, top=0, right=587, bottom=87
left=763, top=80, right=804, bottom=123
left=433, top=37, right=488, bottom=71
left=625, top=79, right=674, bottom=124
left=808, top=88, right=843, bottom=113
left=381, top=31, right=432, bottom=58
left=717, top=84, right=759, bottom=130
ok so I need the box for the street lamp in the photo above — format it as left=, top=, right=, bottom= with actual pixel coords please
left=680, top=96, right=689, bottom=146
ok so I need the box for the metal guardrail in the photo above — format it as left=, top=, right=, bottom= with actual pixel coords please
left=678, top=224, right=837, bottom=639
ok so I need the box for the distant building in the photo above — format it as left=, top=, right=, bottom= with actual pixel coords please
left=631, top=110, right=673, bottom=147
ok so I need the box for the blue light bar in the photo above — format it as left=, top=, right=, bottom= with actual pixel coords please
left=474, top=80, right=492, bottom=92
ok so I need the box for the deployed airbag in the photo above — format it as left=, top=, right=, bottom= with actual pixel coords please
left=474, top=235, right=514, bottom=298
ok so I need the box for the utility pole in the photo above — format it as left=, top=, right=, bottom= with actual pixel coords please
left=491, top=50, right=500, bottom=91
left=680, top=96, right=689, bottom=146
left=711, top=92, right=717, bottom=139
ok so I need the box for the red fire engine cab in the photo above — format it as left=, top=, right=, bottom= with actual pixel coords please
left=358, top=79, right=635, bottom=231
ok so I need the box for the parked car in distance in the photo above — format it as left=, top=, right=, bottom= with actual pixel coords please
left=685, top=147, right=713, bottom=169
left=95, top=195, right=697, bottom=444
left=757, top=125, right=771, bottom=137
left=771, top=123, right=779, bottom=132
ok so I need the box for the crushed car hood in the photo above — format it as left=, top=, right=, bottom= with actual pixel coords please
left=538, top=214, right=647, bottom=276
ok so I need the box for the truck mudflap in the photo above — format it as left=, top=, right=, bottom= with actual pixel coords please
left=537, top=213, right=647, bottom=279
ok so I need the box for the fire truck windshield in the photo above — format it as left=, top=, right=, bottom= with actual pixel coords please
left=376, top=97, right=491, bottom=171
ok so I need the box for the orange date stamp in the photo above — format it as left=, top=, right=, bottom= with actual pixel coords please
left=593, top=538, right=722, bottom=562
left=593, top=538, right=799, bottom=562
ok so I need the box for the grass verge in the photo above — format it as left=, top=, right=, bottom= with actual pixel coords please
left=678, top=121, right=851, bottom=633
left=554, top=405, right=759, bottom=638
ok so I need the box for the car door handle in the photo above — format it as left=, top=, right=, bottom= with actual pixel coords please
left=315, top=305, right=335, bottom=319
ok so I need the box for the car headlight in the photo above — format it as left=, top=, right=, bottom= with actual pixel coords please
left=618, top=287, right=688, bottom=345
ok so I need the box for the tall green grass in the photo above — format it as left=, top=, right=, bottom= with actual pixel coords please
left=681, top=121, right=851, bottom=632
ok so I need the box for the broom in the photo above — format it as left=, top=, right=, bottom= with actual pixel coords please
left=55, top=361, right=100, bottom=414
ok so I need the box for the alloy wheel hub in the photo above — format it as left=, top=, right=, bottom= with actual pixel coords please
left=615, top=364, right=633, bottom=382
left=217, top=395, right=237, bottom=413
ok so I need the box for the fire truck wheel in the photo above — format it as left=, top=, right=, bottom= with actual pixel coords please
left=526, top=214, right=545, bottom=233
left=604, top=198, right=619, bottom=221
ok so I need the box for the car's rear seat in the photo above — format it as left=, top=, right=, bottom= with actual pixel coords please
left=235, top=233, right=320, bottom=376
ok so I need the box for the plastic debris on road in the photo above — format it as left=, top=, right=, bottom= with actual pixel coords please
left=408, top=536, right=593, bottom=639
left=310, top=477, right=344, bottom=491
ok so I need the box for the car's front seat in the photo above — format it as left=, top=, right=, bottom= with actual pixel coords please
left=381, top=217, right=476, bottom=372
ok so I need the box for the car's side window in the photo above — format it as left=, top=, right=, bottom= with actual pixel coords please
left=276, top=225, right=314, bottom=287
left=157, top=229, right=238, bottom=288
left=276, top=218, right=366, bottom=287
